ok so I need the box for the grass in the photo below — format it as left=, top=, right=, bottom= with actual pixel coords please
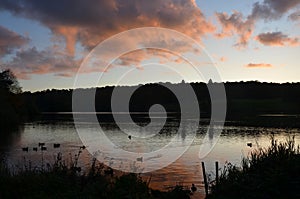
left=208, top=135, right=300, bottom=199
left=0, top=151, right=191, bottom=199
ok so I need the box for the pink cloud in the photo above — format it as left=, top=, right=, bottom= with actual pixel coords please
left=1, top=0, right=215, bottom=54
left=245, top=63, right=273, bottom=68
left=0, top=0, right=216, bottom=78
left=215, top=11, right=255, bottom=48
left=215, top=0, right=300, bottom=48
left=219, top=56, right=227, bottom=62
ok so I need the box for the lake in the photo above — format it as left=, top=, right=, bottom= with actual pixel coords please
left=1, top=113, right=299, bottom=197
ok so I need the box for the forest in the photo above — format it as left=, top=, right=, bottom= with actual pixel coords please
left=25, top=81, right=300, bottom=127
left=1, top=69, right=300, bottom=128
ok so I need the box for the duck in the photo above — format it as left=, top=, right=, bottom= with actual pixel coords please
left=53, top=143, right=60, bottom=148
left=33, top=147, right=38, bottom=151
left=22, top=147, right=29, bottom=152
left=247, top=142, right=252, bottom=147
left=191, top=184, right=197, bottom=192
left=128, top=135, right=132, bottom=140
left=136, top=157, right=143, bottom=162
left=41, top=146, right=47, bottom=151
left=38, top=142, right=45, bottom=147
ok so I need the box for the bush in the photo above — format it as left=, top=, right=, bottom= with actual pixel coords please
left=208, top=135, right=300, bottom=199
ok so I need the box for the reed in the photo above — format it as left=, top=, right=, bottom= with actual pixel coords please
left=208, top=135, right=300, bottom=199
left=0, top=149, right=191, bottom=199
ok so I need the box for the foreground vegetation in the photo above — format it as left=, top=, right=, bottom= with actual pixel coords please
left=0, top=154, right=191, bottom=199
left=208, top=136, right=300, bottom=199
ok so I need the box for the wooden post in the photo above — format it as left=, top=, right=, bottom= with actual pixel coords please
left=201, top=161, right=209, bottom=196
left=215, top=161, right=219, bottom=188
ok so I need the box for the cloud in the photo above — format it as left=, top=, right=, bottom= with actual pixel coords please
left=215, top=11, right=254, bottom=48
left=255, top=32, right=299, bottom=46
left=215, top=0, right=300, bottom=48
left=251, top=0, right=300, bottom=21
left=0, top=25, right=29, bottom=56
left=219, top=56, right=227, bottom=62
left=0, top=0, right=217, bottom=78
left=0, top=0, right=215, bottom=55
left=289, top=11, right=300, bottom=21
left=3, top=47, right=81, bottom=79
left=245, top=63, right=273, bottom=68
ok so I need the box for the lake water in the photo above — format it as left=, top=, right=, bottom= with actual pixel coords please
left=1, top=113, right=300, bottom=197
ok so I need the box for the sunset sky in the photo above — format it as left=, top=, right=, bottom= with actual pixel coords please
left=0, top=0, right=299, bottom=91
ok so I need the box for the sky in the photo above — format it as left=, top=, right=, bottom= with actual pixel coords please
left=0, top=0, right=299, bottom=92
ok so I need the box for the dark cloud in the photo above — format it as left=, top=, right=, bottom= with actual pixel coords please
left=0, top=25, right=29, bottom=56
left=255, top=32, right=299, bottom=46
left=0, top=0, right=214, bottom=55
left=3, top=47, right=81, bottom=79
left=261, top=0, right=300, bottom=16
left=0, top=0, right=216, bottom=78
left=251, top=0, right=300, bottom=20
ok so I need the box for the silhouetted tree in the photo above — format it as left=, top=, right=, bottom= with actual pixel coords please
left=0, top=69, right=22, bottom=94
left=0, top=69, right=23, bottom=129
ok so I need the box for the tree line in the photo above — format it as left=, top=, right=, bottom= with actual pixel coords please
left=26, top=80, right=300, bottom=114
left=1, top=69, right=300, bottom=128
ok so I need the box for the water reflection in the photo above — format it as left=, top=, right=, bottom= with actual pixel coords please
left=0, top=126, right=23, bottom=158
left=0, top=116, right=299, bottom=194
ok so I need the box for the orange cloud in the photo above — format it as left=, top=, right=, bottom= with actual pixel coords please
left=245, top=63, right=273, bottom=68
left=219, top=56, right=227, bottom=62
left=0, top=0, right=216, bottom=78
left=52, top=26, right=78, bottom=56
left=255, top=32, right=299, bottom=46
left=19, top=0, right=215, bottom=52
